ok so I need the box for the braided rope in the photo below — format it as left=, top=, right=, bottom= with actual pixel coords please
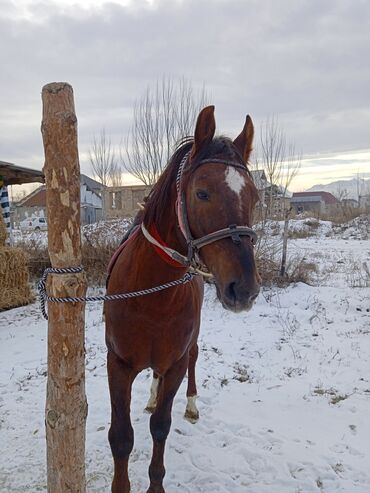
left=38, top=266, right=196, bottom=320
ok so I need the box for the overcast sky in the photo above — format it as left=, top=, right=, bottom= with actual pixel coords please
left=1, top=0, right=370, bottom=191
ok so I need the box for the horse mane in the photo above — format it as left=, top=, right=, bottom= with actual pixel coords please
left=142, top=138, right=192, bottom=227
left=142, top=136, right=248, bottom=227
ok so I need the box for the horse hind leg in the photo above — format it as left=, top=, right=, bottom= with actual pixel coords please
left=147, top=354, right=188, bottom=493
left=145, top=372, right=160, bottom=414
left=185, top=343, right=199, bottom=423
left=107, top=350, right=138, bottom=493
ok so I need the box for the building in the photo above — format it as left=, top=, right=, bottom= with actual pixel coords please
left=103, top=185, right=152, bottom=219
left=13, top=186, right=46, bottom=225
left=341, top=198, right=358, bottom=209
left=250, top=169, right=293, bottom=217
left=79, top=175, right=104, bottom=224
left=250, top=169, right=269, bottom=205
left=359, top=194, right=370, bottom=210
left=1, top=161, right=45, bottom=239
left=14, top=174, right=103, bottom=225
left=290, top=191, right=339, bottom=216
left=250, top=169, right=268, bottom=190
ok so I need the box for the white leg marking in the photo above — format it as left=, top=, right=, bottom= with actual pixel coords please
left=185, top=395, right=199, bottom=423
left=145, top=376, right=159, bottom=412
left=225, top=167, right=246, bottom=205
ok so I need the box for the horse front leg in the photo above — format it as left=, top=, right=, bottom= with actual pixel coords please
left=147, top=354, right=188, bottom=493
left=107, top=350, right=138, bottom=493
left=185, top=342, right=199, bottom=423
left=145, top=372, right=160, bottom=414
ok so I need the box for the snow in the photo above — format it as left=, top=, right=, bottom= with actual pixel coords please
left=258, top=214, right=370, bottom=242
left=258, top=217, right=334, bottom=240
left=1, top=218, right=370, bottom=492
left=332, top=215, right=370, bottom=241
left=11, top=218, right=133, bottom=248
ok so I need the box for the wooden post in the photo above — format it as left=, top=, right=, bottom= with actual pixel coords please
left=279, top=207, right=292, bottom=278
left=41, top=82, right=88, bottom=493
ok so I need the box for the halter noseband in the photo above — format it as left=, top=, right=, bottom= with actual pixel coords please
left=142, top=151, right=258, bottom=270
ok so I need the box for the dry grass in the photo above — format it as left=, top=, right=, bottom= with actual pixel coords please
left=82, top=241, right=117, bottom=285
left=255, top=235, right=317, bottom=287
left=257, top=254, right=317, bottom=287
left=17, top=239, right=118, bottom=287
left=287, top=218, right=321, bottom=239
left=321, top=207, right=370, bottom=224
left=346, top=260, right=370, bottom=288
left=313, top=385, right=351, bottom=405
left=287, top=229, right=314, bottom=239
left=284, top=256, right=318, bottom=284
left=0, top=214, right=7, bottom=245
left=0, top=246, right=34, bottom=310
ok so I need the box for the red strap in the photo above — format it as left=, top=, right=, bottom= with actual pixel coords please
left=107, top=224, right=184, bottom=287
left=149, top=224, right=185, bottom=268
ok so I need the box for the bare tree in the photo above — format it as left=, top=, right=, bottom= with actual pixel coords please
left=89, top=128, right=121, bottom=186
left=280, top=142, right=302, bottom=200
left=121, top=76, right=209, bottom=185
left=256, top=116, right=301, bottom=218
left=109, top=160, right=123, bottom=187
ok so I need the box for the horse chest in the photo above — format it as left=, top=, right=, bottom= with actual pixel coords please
left=106, top=296, right=199, bottom=371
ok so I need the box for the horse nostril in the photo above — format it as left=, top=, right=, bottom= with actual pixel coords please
left=225, top=282, right=259, bottom=306
left=249, top=293, right=259, bottom=303
left=226, top=282, right=237, bottom=303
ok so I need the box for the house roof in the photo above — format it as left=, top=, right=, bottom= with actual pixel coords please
left=250, top=169, right=268, bottom=189
left=17, top=186, right=46, bottom=207
left=291, top=191, right=339, bottom=204
left=80, top=174, right=104, bottom=191
left=0, top=161, right=44, bottom=186
left=0, top=162, right=104, bottom=190
left=105, top=184, right=152, bottom=192
left=16, top=181, right=102, bottom=209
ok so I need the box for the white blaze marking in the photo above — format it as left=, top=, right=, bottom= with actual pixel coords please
left=225, top=167, right=246, bottom=203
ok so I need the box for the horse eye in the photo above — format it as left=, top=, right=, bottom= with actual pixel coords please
left=196, top=190, right=209, bottom=201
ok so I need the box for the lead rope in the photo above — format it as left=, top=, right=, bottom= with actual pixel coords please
left=38, top=266, right=197, bottom=320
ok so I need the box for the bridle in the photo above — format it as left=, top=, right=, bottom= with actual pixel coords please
left=141, top=151, right=258, bottom=272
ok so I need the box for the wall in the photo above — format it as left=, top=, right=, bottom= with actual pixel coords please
left=104, top=185, right=152, bottom=219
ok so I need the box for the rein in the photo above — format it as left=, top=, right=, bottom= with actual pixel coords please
left=143, top=152, right=258, bottom=273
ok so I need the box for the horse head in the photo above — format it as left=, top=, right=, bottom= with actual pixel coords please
left=182, top=106, right=261, bottom=312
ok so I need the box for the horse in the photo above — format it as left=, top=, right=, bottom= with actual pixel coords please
left=105, top=105, right=261, bottom=493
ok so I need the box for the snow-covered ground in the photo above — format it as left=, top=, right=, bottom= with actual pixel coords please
left=11, top=217, right=133, bottom=248
left=1, top=218, right=370, bottom=492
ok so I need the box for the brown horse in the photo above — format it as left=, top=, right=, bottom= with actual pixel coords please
left=105, top=106, right=260, bottom=493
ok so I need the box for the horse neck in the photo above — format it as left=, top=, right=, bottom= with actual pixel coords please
left=153, top=194, right=187, bottom=257
left=136, top=184, right=188, bottom=275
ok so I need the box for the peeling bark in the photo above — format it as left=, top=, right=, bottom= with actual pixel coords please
left=41, top=82, right=87, bottom=493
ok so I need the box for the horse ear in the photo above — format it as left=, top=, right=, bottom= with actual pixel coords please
left=191, top=105, right=216, bottom=159
left=233, top=115, right=254, bottom=162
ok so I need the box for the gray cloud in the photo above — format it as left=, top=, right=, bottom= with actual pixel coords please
left=1, top=0, right=369, bottom=179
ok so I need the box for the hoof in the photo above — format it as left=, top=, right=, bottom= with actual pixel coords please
left=184, top=408, right=199, bottom=424
left=144, top=405, right=156, bottom=414
left=146, top=486, right=165, bottom=493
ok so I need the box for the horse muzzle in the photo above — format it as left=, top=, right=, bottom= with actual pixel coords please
left=218, top=279, right=260, bottom=313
